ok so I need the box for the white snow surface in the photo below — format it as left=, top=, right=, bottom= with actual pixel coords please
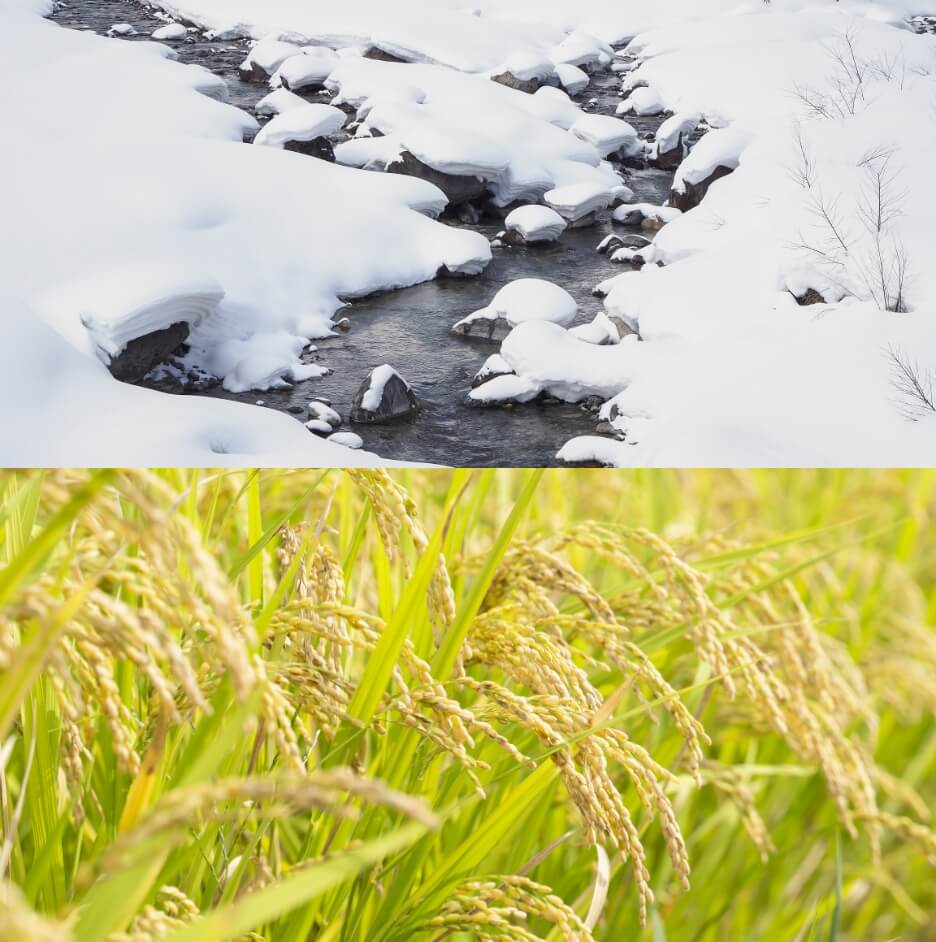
left=8, top=0, right=936, bottom=465
left=253, top=102, right=346, bottom=148
left=0, top=0, right=488, bottom=465
left=456, top=279, right=578, bottom=332
left=504, top=206, right=567, bottom=242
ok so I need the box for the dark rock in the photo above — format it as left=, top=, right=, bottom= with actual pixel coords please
left=351, top=370, right=420, bottom=424
left=471, top=363, right=515, bottom=388
left=388, top=151, right=487, bottom=205
left=239, top=62, right=271, bottom=83
left=284, top=138, right=335, bottom=161
left=491, top=71, right=539, bottom=94
left=668, top=164, right=734, bottom=212
left=364, top=46, right=409, bottom=64
left=334, top=317, right=352, bottom=332
left=653, top=135, right=689, bottom=171
left=287, top=405, right=305, bottom=415
left=578, top=396, right=605, bottom=415
left=598, top=233, right=651, bottom=255
left=109, top=322, right=189, bottom=384
left=795, top=288, right=826, bottom=306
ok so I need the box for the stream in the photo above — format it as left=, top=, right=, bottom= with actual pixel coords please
left=51, top=0, right=673, bottom=466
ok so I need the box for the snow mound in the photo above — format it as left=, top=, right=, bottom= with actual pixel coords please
left=673, top=125, right=751, bottom=193
left=504, top=205, right=567, bottom=243
left=471, top=320, right=638, bottom=404
left=455, top=279, right=577, bottom=333
left=255, top=87, right=308, bottom=116
left=557, top=436, right=628, bottom=466
left=254, top=102, right=346, bottom=147
left=34, top=264, right=225, bottom=364
left=618, top=86, right=664, bottom=116
left=152, top=23, right=188, bottom=40
left=570, top=113, right=641, bottom=159
left=555, top=63, right=589, bottom=95
left=545, top=182, right=614, bottom=222
left=328, top=431, right=364, bottom=449
left=271, top=48, right=339, bottom=90
left=241, top=37, right=301, bottom=78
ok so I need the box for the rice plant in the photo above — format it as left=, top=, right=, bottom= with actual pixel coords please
left=0, top=468, right=934, bottom=941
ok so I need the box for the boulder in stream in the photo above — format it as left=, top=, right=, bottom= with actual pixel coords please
left=388, top=151, right=487, bottom=206
left=351, top=365, right=420, bottom=424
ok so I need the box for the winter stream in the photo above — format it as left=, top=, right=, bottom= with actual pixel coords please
left=52, top=0, right=673, bottom=466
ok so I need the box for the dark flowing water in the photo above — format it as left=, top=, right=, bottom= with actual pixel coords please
left=51, top=0, right=673, bottom=466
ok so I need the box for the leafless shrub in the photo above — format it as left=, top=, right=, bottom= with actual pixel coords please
left=792, top=28, right=909, bottom=119
left=790, top=145, right=910, bottom=313
left=888, top=346, right=936, bottom=421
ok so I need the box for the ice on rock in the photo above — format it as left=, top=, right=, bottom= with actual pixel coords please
left=617, top=86, right=664, bottom=116
left=271, top=48, right=339, bottom=90
left=328, top=431, right=363, bottom=449
left=555, top=63, right=589, bottom=96
left=570, top=113, right=641, bottom=159
left=253, top=102, right=346, bottom=148
left=255, top=87, right=309, bottom=116
left=454, top=279, right=577, bottom=337
left=152, top=23, right=188, bottom=40
left=545, top=182, right=613, bottom=223
left=504, top=205, right=567, bottom=243
left=108, top=23, right=137, bottom=36
left=240, top=37, right=302, bottom=79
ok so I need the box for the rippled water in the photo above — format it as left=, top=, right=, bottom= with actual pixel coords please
left=52, top=0, right=672, bottom=466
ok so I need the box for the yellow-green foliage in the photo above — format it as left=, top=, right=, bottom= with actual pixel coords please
left=0, top=469, right=934, bottom=941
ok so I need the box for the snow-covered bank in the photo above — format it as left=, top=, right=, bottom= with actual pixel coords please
left=8, top=0, right=936, bottom=466
left=0, top=0, right=491, bottom=464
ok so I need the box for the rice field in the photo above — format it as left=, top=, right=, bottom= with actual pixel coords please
left=1, top=469, right=934, bottom=941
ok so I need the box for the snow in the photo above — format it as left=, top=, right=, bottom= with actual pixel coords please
left=557, top=435, right=628, bottom=465
left=612, top=203, right=682, bottom=228
left=555, top=62, right=589, bottom=95
left=672, top=126, right=751, bottom=193
left=328, top=431, right=364, bottom=449
left=253, top=102, right=346, bottom=148
left=271, top=47, right=338, bottom=90
left=8, top=0, right=936, bottom=465
left=653, top=111, right=700, bottom=156
left=361, top=364, right=408, bottom=411
left=504, top=205, right=567, bottom=243
left=0, top=0, right=489, bottom=465
left=152, top=23, right=188, bottom=41
left=470, top=321, right=639, bottom=404
left=570, top=113, right=641, bottom=159
left=255, top=87, right=308, bottom=116
left=545, top=182, right=614, bottom=222
left=455, top=279, right=578, bottom=332
left=617, top=86, right=664, bottom=116
left=108, top=23, right=136, bottom=36
left=32, top=264, right=224, bottom=363
left=326, top=56, right=620, bottom=207
left=240, top=37, right=301, bottom=77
